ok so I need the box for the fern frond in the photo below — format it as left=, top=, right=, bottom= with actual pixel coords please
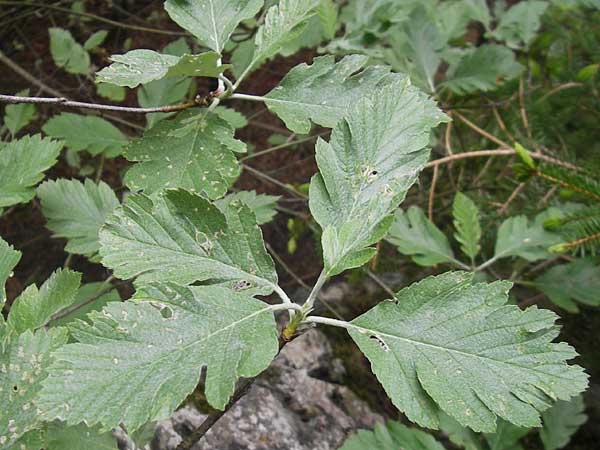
left=534, top=165, right=600, bottom=201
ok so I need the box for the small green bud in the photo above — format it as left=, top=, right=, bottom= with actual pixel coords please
left=514, top=143, right=536, bottom=169
left=543, top=216, right=563, bottom=231
left=549, top=243, right=568, bottom=254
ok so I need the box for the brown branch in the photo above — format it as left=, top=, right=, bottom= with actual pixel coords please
left=0, top=94, right=200, bottom=114
left=428, top=163, right=439, bottom=221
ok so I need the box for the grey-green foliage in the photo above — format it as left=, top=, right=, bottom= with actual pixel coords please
left=50, top=282, right=121, bottom=328
left=215, top=191, right=279, bottom=225
left=48, top=28, right=90, bottom=74
left=164, top=0, right=263, bottom=53
left=83, top=30, right=108, bottom=51
left=309, top=78, right=448, bottom=276
left=453, top=192, right=482, bottom=261
left=124, top=109, right=245, bottom=198
left=0, top=135, right=63, bottom=208
left=534, top=259, right=600, bottom=312
left=490, top=1, right=549, bottom=49
left=387, top=206, right=456, bottom=266
left=0, top=237, right=20, bottom=309
left=99, top=189, right=278, bottom=294
left=484, top=420, right=529, bottom=450
left=3, top=89, right=37, bottom=137
left=38, top=283, right=280, bottom=431
left=540, top=395, right=587, bottom=450
left=37, top=179, right=120, bottom=260
left=96, top=49, right=227, bottom=88
left=264, top=55, right=393, bottom=134
left=340, top=420, right=445, bottom=450
left=348, top=271, right=587, bottom=432
left=42, top=113, right=128, bottom=157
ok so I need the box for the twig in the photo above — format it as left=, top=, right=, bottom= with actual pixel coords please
left=241, top=163, right=308, bottom=199
left=498, top=182, right=526, bottom=215
left=0, top=94, right=200, bottom=114
left=0, top=50, right=63, bottom=97
left=536, top=82, right=584, bottom=104
left=428, top=163, right=439, bottom=221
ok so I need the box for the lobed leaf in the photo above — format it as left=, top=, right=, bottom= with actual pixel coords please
left=265, top=55, right=392, bottom=134
left=38, top=283, right=279, bottom=431
left=340, top=420, right=445, bottom=450
left=0, top=237, right=20, bottom=311
left=124, top=109, right=244, bottom=198
left=215, top=190, right=279, bottom=225
left=348, top=271, right=588, bottom=432
left=48, top=28, right=90, bottom=75
left=37, top=179, right=120, bottom=259
left=309, top=77, right=448, bottom=276
left=0, top=135, right=63, bottom=208
left=540, top=395, right=587, bottom=450
left=96, top=49, right=227, bottom=88
left=453, top=192, right=482, bottom=261
left=99, top=189, right=278, bottom=293
left=4, top=89, right=37, bottom=137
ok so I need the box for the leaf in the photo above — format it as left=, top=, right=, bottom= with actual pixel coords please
left=0, top=135, right=63, bottom=208
left=50, top=282, right=120, bottom=329
left=439, top=413, right=485, bottom=450
left=0, top=327, right=69, bottom=447
left=0, top=237, right=20, bottom=310
left=533, top=259, right=600, bottom=313
left=48, top=28, right=90, bottom=75
left=387, top=207, right=456, bottom=267
left=215, top=191, right=279, bottom=224
left=45, top=422, right=119, bottom=450
left=137, top=39, right=192, bottom=128
left=309, top=78, right=448, bottom=276
left=96, top=83, right=125, bottom=102
left=38, top=283, right=279, bottom=431
left=317, top=0, right=338, bottom=39
left=484, top=420, right=529, bottom=450
left=37, top=179, right=120, bottom=259
left=264, top=55, right=392, bottom=134
left=348, top=271, right=588, bottom=432
left=340, top=420, right=445, bottom=450
left=444, top=45, right=524, bottom=95
left=99, top=189, right=278, bottom=293
left=540, top=395, right=587, bottom=450
left=214, top=106, right=248, bottom=129
left=83, top=30, right=108, bottom=51
left=494, top=213, right=562, bottom=262
left=96, top=49, right=227, bottom=88
left=250, top=0, right=321, bottom=69
left=164, top=0, right=263, bottom=53
left=4, top=89, right=37, bottom=137
left=42, top=113, right=128, bottom=157
left=124, top=109, right=244, bottom=197
left=6, top=269, right=81, bottom=335
left=490, top=1, right=548, bottom=49
left=453, top=192, right=482, bottom=261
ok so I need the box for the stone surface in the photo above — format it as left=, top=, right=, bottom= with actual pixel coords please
left=152, top=329, right=382, bottom=450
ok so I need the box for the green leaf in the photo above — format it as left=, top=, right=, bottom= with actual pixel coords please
left=265, top=55, right=392, bottom=134
left=453, top=192, right=482, bottom=261
left=45, top=422, right=118, bottom=450
left=484, top=419, right=529, bottom=450
left=250, top=0, right=321, bottom=69
left=439, top=413, right=485, bottom=450
left=214, top=106, right=248, bottom=129
left=444, top=45, right=524, bottom=95
left=96, top=83, right=126, bottom=102
left=0, top=237, right=20, bottom=311
left=0, top=135, right=63, bottom=208
left=37, top=179, right=120, bottom=259
left=494, top=213, right=562, bottom=262
left=99, top=189, right=278, bottom=293
left=4, top=89, right=37, bottom=137
left=124, top=109, right=244, bottom=198
left=309, top=78, right=448, bottom=276
left=164, top=0, right=263, bottom=53
left=38, top=283, right=279, bottom=431
left=348, top=271, right=588, bottom=432
left=491, top=1, right=549, bottom=49
left=0, top=327, right=69, bottom=447
left=48, top=28, right=90, bottom=74
left=533, top=259, right=600, bottom=312
left=96, top=50, right=227, bottom=88
left=387, top=207, right=456, bottom=267
left=317, top=0, right=338, bottom=39
left=50, top=282, right=120, bottom=328
left=215, top=191, right=279, bottom=224
left=83, top=30, right=108, bottom=51
left=6, top=269, right=81, bottom=335
left=540, top=395, right=587, bottom=450
left=340, top=420, right=445, bottom=450
left=42, top=113, right=128, bottom=157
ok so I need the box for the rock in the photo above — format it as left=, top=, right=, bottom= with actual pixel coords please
left=152, top=330, right=383, bottom=450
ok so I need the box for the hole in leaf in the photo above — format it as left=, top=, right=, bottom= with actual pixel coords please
left=160, top=306, right=173, bottom=319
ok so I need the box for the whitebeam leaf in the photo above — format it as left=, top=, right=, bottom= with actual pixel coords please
left=265, top=55, right=392, bottom=133
left=453, top=192, right=482, bottom=261
left=494, top=213, right=561, bottom=262
left=309, top=78, right=448, bottom=276
left=164, top=0, right=263, bottom=53
left=37, top=179, right=120, bottom=260
left=0, top=135, right=63, bottom=208
left=215, top=190, right=280, bottom=225
left=99, top=189, right=278, bottom=293
left=540, top=395, right=587, bottom=450
left=348, top=272, right=588, bottom=432
left=0, top=237, right=20, bottom=310
left=124, top=110, right=245, bottom=198
left=340, top=420, right=445, bottom=450
left=38, top=283, right=280, bottom=431
left=96, top=50, right=228, bottom=88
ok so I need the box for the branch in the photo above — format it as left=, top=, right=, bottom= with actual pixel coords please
left=0, top=94, right=201, bottom=114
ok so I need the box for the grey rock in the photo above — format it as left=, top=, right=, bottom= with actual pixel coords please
left=152, top=330, right=382, bottom=450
